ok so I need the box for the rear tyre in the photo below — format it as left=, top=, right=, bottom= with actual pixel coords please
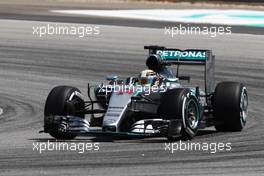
left=213, top=82, right=248, bottom=131
left=158, top=88, right=201, bottom=140
left=44, top=86, right=85, bottom=139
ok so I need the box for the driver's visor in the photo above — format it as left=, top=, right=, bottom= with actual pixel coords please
left=139, top=77, right=155, bottom=85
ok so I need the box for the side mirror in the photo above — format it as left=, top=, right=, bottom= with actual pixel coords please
left=106, top=75, right=118, bottom=81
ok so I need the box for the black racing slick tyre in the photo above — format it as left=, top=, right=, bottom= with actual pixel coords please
left=159, top=88, right=201, bottom=140
left=44, top=86, right=85, bottom=139
left=213, top=82, right=248, bottom=132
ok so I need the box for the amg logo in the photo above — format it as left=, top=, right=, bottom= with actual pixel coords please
left=156, top=50, right=206, bottom=59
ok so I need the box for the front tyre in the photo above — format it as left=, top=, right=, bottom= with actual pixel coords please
left=213, top=82, right=248, bottom=131
left=44, top=86, right=85, bottom=139
left=158, top=89, right=201, bottom=140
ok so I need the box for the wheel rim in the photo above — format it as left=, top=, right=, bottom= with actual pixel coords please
left=240, top=87, right=248, bottom=123
left=185, top=99, right=199, bottom=129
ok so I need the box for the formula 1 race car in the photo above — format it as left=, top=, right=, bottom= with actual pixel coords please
left=41, top=46, right=248, bottom=140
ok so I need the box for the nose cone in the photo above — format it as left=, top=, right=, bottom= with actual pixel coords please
left=102, top=92, right=132, bottom=130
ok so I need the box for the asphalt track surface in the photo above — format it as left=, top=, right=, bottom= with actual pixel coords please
left=0, top=18, right=264, bottom=175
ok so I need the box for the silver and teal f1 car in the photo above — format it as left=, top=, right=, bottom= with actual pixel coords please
left=41, top=46, right=248, bottom=140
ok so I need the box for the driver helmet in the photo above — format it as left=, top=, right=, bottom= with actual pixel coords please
left=138, top=69, right=157, bottom=85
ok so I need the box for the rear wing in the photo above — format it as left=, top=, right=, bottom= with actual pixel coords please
left=144, top=45, right=215, bottom=94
